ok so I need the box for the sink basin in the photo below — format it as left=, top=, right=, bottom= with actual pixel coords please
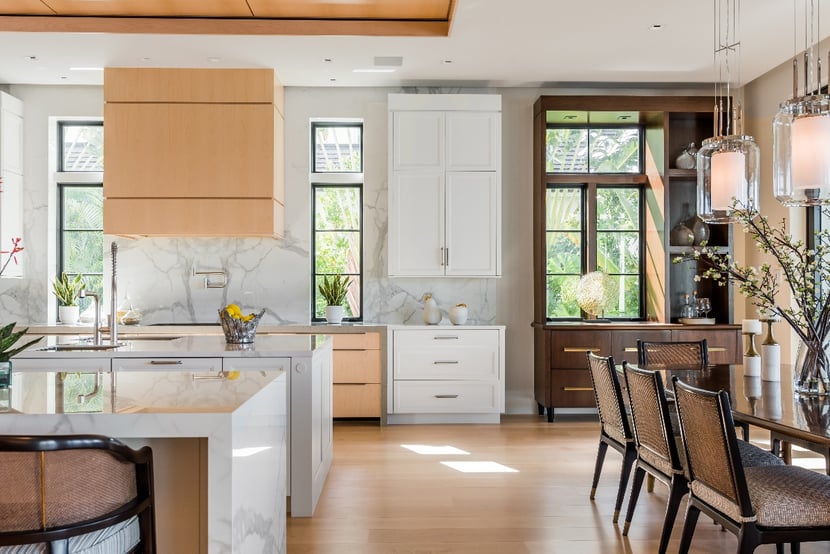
left=37, top=343, right=126, bottom=352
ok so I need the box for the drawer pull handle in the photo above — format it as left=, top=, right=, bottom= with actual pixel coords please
left=336, top=383, right=370, bottom=386
left=434, top=336, right=459, bottom=340
left=433, top=360, right=459, bottom=365
left=434, top=394, right=459, bottom=399
left=192, top=374, right=225, bottom=381
left=149, top=360, right=183, bottom=365
left=624, top=347, right=638, bottom=353
left=562, top=347, right=600, bottom=353
left=562, top=386, right=594, bottom=392
left=709, top=347, right=726, bottom=352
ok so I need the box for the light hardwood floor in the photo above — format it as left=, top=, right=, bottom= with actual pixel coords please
left=287, top=415, right=829, bottom=553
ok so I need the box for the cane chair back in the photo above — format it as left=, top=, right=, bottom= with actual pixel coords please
left=585, top=352, right=636, bottom=523
left=0, top=434, right=156, bottom=553
left=638, top=339, right=708, bottom=370
left=621, top=363, right=687, bottom=553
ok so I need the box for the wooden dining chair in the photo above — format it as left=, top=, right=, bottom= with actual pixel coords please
left=637, top=339, right=709, bottom=370
left=0, top=434, right=156, bottom=553
left=673, top=377, right=830, bottom=554
left=585, top=352, right=636, bottom=523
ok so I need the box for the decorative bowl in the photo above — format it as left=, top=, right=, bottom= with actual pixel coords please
left=218, top=308, right=265, bottom=344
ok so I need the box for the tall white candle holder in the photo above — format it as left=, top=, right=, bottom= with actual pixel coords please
left=760, top=318, right=781, bottom=382
left=742, top=318, right=762, bottom=377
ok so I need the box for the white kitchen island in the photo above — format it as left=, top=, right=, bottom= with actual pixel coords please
left=2, top=334, right=334, bottom=554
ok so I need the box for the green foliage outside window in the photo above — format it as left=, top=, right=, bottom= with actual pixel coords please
left=597, top=187, right=642, bottom=318
left=546, top=127, right=640, bottom=173
left=61, top=185, right=103, bottom=313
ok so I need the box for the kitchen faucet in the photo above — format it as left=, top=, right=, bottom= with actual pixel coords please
left=79, top=290, right=101, bottom=345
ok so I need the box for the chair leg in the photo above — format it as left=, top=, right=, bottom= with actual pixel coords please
left=646, top=474, right=655, bottom=493
left=657, top=480, right=686, bottom=554
left=614, top=448, right=636, bottom=524
left=622, top=466, right=646, bottom=536
left=776, top=544, right=784, bottom=554
left=590, top=440, right=608, bottom=500
left=791, top=542, right=800, bottom=554
left=678, top=504, right=700, bottom=554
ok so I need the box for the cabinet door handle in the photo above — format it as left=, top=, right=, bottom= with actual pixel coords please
left=709, top=347, right=726, bottom=352
left=440, top=247, right=445, bottom=266
left=562, top=386, right=594, bottom=392
left=149, top=360, right=183, bottom=365
left=434, top=335, right=459, bottom=340
left=562, top=347, right=601, bottom=353
left=433, top=360, right=459, bottom=365
left=445, top=247, right=449, bottom=266
left=434, top=394, right=459, bottom=399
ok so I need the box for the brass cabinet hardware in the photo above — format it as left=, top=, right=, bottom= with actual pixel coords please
left=562, top=386, right=594, bottom=392
left=562, top=347, right=600, bottom=353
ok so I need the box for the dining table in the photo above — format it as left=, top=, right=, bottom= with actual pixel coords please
left=660, top=364, right=830, bottom=473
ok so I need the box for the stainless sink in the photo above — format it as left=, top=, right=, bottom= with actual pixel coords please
left=37, top=343, right=126, bottom=352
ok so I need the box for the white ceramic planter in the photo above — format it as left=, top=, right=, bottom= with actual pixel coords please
left=58, top=305, right=80, bottom=325
left=422, top=295, right=441, bottom=325
left=325, top=305, right=345, bottom=324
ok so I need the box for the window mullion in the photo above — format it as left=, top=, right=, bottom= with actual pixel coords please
left=585, top=183, right=597, bottom=272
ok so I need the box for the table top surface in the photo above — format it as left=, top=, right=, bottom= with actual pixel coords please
left=657, top=365, right=830, bottom=447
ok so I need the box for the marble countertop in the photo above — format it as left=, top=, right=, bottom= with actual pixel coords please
left=16, top=334, right=330, bottom=359
left=4, top=367, right=285, bottom=416
left=22, top=323, right=389, bottom=336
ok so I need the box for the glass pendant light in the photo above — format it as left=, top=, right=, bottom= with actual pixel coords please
left=697, top=0, right=761, bottom=223
left=773, top=0, right=830, bottom=206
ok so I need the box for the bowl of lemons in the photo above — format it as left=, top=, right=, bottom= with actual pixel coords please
left=218, top=304, right=265, bottom=344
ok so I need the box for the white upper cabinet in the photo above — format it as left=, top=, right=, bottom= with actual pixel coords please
left=388, top=94, right=502, bottom=277
left=0, top=92, right=23, bottom=278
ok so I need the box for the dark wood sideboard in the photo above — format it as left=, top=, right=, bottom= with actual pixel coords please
left=533, top=322, right=742, bottom=422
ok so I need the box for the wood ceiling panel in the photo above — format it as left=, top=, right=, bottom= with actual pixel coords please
left=2, top=0, right=55, bottom=15
left=37, top=0, right=253, bottom=17
left=247, top=0, right=452, bottom=20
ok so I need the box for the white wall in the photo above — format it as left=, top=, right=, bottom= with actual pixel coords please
left=2, top=83, right=715, bottom=413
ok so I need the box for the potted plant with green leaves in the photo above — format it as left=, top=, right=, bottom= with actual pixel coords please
left=51, top=272, right=85, bottom=325
left=0, top=323, right=41, bottom=387
left=318, top=274, right=351, bottom=324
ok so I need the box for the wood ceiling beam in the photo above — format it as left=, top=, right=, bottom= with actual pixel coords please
left=0, top=15, right=450, bottom=36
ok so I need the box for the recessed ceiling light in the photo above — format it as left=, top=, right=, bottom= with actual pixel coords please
left=70, top=67, right=103, bottom=71
left=26, top=55, right=37, bottom=61
left=649, top=24, right=663, bottom=31
left=442, top=59, right=453, bottom=64
left=323, top=58, right=333, bottom=63
left=207, top=57, right=221, bottom=63
left=329, top=78, right=337, bottom=82
left=617, top=115, right=633, bottom=120
left=141, top=57, right=152, bottom=62
left=563, top=115, right=578, bottom=120
left=60, top=76, right=68, bottom=80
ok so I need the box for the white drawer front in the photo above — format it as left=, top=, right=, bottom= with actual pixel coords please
left=394, top=381, right=499, bottom=413
left=12, top=358, right=111, bottom=372
left=113, top=357, right=222, bottom=372
left=393, top=329, right=498, bottom=380
left=224, top=357, right=290, bottom=372
left=394, top=329, right=498, bottom=349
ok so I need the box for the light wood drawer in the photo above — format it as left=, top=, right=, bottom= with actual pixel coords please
left=332, top=332, right=381, bottom=350
left=333, top=350, right=381, bottom=383
left=393, top=381, right=499, bottom=413
left=113, top=358, right=222, bottom=372
left=333, top=384, right=381, bottom=418
left=394, top=328, right=498, bottom=350
left=394, top=346, right=497, bottom=380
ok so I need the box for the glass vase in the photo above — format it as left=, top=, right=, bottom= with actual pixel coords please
left=793, top=339, right=830, bottom=395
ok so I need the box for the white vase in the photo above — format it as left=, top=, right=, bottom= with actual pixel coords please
left=449, top=305, right=468, bottom=325
left=422, top=295, right=441, bottom=325
left=58, top=305, right=79, bottom=325
left=325, top=305, right=345, bottom=324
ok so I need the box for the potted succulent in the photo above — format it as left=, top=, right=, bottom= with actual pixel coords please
left=51, top=272, right=85, bottom=325
left=0, top=323, right=41, bottom=387
left=318, top=274, right=350, bottom=324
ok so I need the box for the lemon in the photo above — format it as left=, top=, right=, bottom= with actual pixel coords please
left=242, top=313, right=254, bottom=322
left=225, top=371, right=241, bottom=380
left=225, top=304, right=242, bottom=319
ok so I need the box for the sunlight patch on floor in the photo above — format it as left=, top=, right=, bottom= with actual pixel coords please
left=401, top=444, right=470, bottom=455
left=440, top=461, right=518, bottom=473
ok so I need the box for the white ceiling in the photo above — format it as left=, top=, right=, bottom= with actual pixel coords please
left=0, top=0, right=823, bottom=89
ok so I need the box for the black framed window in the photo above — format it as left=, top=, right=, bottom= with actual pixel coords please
left=312, top=184, right=362, bottom=321
left=57, top=121, right=104, bottom=312
left=312, top=123, right=363, bottom=173
left=546, top=126, right=643, bottom=174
